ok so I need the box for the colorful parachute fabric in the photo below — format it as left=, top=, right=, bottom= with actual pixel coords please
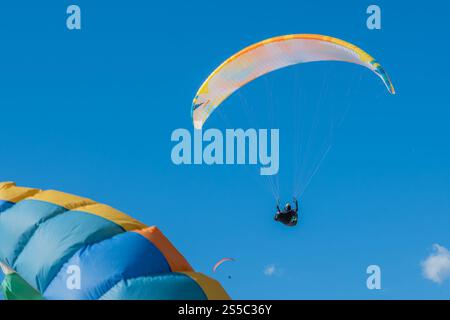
left=1, top=262, right=43, bottom=300
left=0, top=182, right=229, bottom=300
left=192, top=34, right=395, bottom=129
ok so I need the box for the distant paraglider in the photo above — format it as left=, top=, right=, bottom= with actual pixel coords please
left=213, top=258, right=236, bottom=278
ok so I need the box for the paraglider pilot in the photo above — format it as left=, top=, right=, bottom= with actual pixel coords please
left=274, top=198, right=299, bottom=226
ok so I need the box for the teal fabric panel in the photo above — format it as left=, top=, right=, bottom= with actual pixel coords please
left=0, top=200, right=66, bottom=266
left=13, top=210, right=124, bottom=292
left=100, top=273, right=208, bottom=300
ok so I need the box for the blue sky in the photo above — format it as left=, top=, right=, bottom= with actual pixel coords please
left=1, top=0, right=450, bottom=299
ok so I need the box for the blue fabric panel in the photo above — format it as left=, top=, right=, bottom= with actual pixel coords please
left=0, top=200, right=14, bottom=213
left=99, top=273, right=208, bottom=300
left=0, top=200, right=66, bottom=266
left=13, top=210, right=124, bottom=292
left=44, top=232, right=171, bottom=300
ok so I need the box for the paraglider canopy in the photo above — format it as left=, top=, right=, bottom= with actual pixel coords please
left=213, top=258, right=236, bottom=273
left=192, top=34, right=395, bottom=129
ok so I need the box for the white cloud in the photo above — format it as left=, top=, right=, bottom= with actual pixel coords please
left=264, top=264, right=283, bottom=277
left=264, top=264, right=276, bottom=276
left=421, top=244, right=450, bottom=284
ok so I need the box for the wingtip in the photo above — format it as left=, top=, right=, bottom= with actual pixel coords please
left=193, top=119, right=203, bottom=130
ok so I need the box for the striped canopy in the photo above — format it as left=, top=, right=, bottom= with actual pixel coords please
left=0, top=182, right=229, bottom=300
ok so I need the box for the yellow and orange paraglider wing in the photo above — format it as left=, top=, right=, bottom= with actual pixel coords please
left=192, top=34, right=395, bottom=129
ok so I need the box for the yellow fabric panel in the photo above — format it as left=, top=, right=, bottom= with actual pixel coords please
left=77, top=203, right=147, bottom=231
left=26, top=189, right=146, bottom=231
left=182, top=272, right=231, bottom=300
left=0, top=182, right=40, bottom=203
left=0, top=182, right=146, bottom=231
left=29, top=190, right=96, bottom=210
left=135, top=227, right=193, bottom=272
